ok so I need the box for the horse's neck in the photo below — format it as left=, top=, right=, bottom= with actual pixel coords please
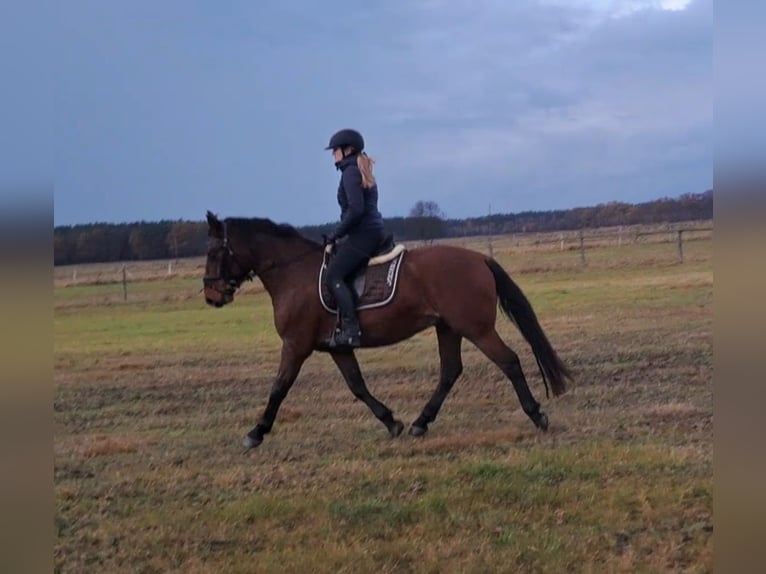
left=251, top=237, right=321, bottom=298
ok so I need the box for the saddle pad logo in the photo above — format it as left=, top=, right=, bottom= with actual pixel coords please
left=386, top=260, right=397, bottom=286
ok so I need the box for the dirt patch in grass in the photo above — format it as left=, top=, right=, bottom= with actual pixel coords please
left=80, top=435, right=145, bottom=458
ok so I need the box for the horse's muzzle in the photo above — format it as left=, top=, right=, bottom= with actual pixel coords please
left=204, top=284, right=234, bottom=307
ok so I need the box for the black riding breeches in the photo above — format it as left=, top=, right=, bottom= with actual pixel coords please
left=326, top=230, right=384, bottom=319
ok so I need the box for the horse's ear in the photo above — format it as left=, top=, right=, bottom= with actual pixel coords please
left=206, top=211, right=223, bottom=238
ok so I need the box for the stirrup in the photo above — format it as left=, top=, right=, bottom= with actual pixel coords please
left=329, top=320, right=361, bottom=349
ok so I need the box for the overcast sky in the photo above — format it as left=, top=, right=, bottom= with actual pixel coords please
left=3, top=0, right=713, bottom=227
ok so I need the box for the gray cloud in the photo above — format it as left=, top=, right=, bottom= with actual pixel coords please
left=373, top=0, right=712, bottom=214
left=2, top=1, right=712, bottom=226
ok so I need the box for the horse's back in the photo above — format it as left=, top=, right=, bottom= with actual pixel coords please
left=405, top=243, right=491, bottom=269
left=403, top=243, right=496, bottom=294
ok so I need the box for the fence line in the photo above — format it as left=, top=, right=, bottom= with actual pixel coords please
left=55, top=222, right=713, bottom=290
left=485, top=226, right=714, bottom=266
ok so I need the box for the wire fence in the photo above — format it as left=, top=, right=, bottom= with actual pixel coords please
left=54, top=220, right=713, bottom=296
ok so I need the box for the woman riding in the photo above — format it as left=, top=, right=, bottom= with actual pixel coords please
left=323, top=128, right=386, bottom=348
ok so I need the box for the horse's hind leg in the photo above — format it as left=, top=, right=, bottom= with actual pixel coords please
left=470, top=329, right=549, bottom=431
left=331, top=351, right=404, bottom=438
left=410, top=323, right=463, bottom=437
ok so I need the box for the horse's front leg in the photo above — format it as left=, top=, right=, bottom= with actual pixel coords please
left=331, top=350, right=404, bottom=438
left=243, top=342, right=310, bottom=449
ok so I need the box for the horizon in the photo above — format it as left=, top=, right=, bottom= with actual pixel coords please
left=53, top=188, right=712, bottom=230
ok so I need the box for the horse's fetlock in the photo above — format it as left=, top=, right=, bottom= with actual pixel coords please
left=522, top=401, right=540, bottom=417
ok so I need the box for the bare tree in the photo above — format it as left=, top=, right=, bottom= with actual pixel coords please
left=409, top=200, right=446, bottom=243
left=409, top=200, right=445, bottom=219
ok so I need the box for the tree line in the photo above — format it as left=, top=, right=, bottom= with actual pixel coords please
left=54, top=190, right=712, bottom=265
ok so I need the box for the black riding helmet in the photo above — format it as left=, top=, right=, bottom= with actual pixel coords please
left=325, top=129, right=365, bottom=152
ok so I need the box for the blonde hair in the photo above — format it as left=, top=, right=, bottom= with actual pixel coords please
left=356, top=151, right=376, bottom=189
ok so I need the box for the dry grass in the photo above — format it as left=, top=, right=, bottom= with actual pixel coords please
left=80, top=436, right=145, bottom=458
left=643, top=403, right=704, bottom=421
left=54, top=232, right=713, bottom=573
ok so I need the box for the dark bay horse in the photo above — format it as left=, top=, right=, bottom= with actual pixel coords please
left=202, top=211, right=571, bottom=449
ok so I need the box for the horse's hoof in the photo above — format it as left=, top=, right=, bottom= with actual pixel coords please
left=409, top=425, right=428, bottom=437
left=536, top=412, right=549, bottom=432
left=242, top=434, right=262, bottom=449
left=389, top=419, right=404, bottom=438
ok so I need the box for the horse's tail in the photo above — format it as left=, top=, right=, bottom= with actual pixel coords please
left=485, top=258, right=571, bottom=398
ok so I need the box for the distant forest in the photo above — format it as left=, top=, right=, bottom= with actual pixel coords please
left=54, top=190, right=713, bottom=265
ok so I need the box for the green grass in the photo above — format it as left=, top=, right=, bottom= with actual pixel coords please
left=54, top=236, right=713, bottom=573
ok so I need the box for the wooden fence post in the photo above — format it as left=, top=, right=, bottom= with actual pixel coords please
left=487, top=204, right=494, bottom=258
left=579, top=229, right=586, bottom=267
left=677, top=230, right=684, bottom=263
left=122, top=265, right=128, bottom=301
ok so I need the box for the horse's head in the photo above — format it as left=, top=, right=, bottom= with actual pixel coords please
left=203, top=211, right=253, bottom=308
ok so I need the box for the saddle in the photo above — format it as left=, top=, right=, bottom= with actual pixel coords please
left=319, top=234, right=407, bottom=313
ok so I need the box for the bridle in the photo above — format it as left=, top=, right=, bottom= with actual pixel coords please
left=202, top=221, right=255, bottom=297
left=203, top=220, right=321, bottom=297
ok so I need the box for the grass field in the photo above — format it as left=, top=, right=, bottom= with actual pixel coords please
left=54, top=232, right=713, bottom=573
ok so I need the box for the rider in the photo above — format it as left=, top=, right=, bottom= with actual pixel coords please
left=323, top=128, right=386, bottom=348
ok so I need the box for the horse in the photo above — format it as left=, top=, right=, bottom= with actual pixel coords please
left=202, top=211, right=572, bottom=450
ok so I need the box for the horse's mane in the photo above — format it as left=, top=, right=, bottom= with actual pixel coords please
left=226, top=217, right=321, bottom=247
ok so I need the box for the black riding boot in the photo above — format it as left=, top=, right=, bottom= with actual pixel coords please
left=329, top=279, right=361, bottom=348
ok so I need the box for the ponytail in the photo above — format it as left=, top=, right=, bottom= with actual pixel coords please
left=356, top=152, right=376, bottom=189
